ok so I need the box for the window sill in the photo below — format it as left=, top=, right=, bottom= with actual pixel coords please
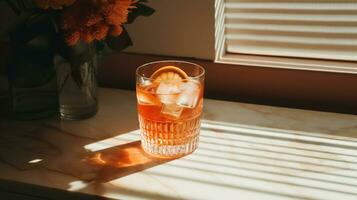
left=1, top=87, right=357, bottom=199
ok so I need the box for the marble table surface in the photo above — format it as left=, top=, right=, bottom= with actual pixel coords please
left=1, top=88, right=357, bottom=200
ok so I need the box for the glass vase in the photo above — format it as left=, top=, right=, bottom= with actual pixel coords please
left=56, top=42, right=98, bottom=120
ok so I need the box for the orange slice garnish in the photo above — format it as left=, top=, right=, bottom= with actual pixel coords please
left=150, top=66, right=188, bottom=82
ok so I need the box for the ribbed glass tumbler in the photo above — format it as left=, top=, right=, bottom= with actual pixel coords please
left=136, top=60, right=205, bottom=157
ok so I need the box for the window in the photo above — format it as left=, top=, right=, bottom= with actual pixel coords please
left=215, top=0, right=357, bottom=73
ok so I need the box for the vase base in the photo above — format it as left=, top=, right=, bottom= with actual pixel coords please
left=60, top=104, right=97, bottom=120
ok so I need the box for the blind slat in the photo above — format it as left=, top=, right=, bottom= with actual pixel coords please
left=226, top=24, right=357, bottom=34
left=227, top=45, right=357, bottom=61
left=226, top=13, right=357, bottom=22
left=226, top=2, right=357, bottom=10
left=226, top=34, right=357, bottom=46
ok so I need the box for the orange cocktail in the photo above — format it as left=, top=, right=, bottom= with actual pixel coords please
left=136, top=61, right=205, bottom=157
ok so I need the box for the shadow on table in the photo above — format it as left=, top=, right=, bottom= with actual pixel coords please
left=83, top=140, right=177, bottom=182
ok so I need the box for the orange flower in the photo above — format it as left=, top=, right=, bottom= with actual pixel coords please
left=65, top=31, right=80, bottom=46
left=110, top=25, right=123, bottom=36
left=92, top=23, right=110, bottom=40
left=81, top=29, right=95, bottom=43
left=61, top=0, right=135, bottom=46
left=34, top=0, right=77, bottom=9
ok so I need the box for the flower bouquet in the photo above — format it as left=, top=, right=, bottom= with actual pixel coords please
left=1, top=0, right=154, bottom=120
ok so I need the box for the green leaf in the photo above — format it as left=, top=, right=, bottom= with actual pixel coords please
left=0, top=11, right=33, bottom=38
left=4, top=0, right=36, bottom=15
left=67, top=41, right=95, bottom=64
left=5, top=0, right=21, bottom=15
left=96, top=40, right=106, bottom=54
left=27, top=33, right=55, bottom=54
left=106, top=27, right=133, bottom=51
left=10, top=12, right=56, bottom=45
left=127, top=3, right=155, bottom=24
left=21, top=0, right=36, bottom=11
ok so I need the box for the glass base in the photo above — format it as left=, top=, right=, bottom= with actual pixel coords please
left=60, top=104, right=97, bottom=120
left=139, top=115, right=201, bottom=157
left=141, top=136, right=199, bottom=158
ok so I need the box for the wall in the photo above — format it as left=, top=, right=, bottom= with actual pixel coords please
left=125, top=0, right=215, bottom=60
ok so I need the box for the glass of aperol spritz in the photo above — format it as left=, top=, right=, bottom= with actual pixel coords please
left=136, top=61, right=205, bottom=157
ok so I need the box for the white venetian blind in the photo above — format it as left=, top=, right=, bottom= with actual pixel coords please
left=224, top=0, right=357, bottom=62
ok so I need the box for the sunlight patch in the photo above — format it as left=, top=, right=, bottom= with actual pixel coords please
left=84, top=130, right=140, bottom=152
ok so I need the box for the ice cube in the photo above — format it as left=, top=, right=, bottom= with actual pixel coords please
left=157, top=80, right=181, bottom=94
left=161, top=104, right=183, bottom=119
left=176, top=81, right=200, bottom=108
left=156, top=81, right=181, bottom=104
left=140, top=79, right=152, bottom=87
left=137, top=91, right=158, bottom=105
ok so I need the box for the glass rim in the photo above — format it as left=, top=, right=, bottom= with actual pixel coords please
left=136, top=60, right=205, bottom=81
